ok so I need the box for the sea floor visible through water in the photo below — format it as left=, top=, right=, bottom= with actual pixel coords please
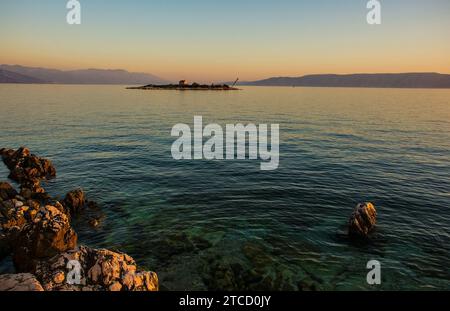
left=1, top=85, right=449, bottom=290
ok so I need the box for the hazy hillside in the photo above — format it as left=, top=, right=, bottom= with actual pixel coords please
left=241, top=73, right=450, bottom=88
left=0, top=65, right=168, bottom=85
left=0, top=69, right=46, bottom=84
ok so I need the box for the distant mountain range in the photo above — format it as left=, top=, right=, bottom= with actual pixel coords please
left=0, top=65, right=168, bottom=85
left=238, top=73, right=450, bottom=89
left=0, top=69, right=46, bottom=84
left=3, top=66, right=450, bottom=89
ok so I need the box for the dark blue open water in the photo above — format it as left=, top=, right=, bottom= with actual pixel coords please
left=1, top=85, right=449, bottom=290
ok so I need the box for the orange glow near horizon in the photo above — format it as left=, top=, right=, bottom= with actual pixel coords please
left=1, top=1, right=450, bottom=83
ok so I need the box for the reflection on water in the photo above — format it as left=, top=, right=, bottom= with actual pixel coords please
left=0, top=85, right=449, bottom=290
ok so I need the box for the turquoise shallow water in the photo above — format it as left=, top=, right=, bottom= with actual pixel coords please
left=0, top=84, right=449, bottom=290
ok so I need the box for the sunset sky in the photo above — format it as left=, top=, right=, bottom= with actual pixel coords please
left=1, top=0, right=450, bottom=83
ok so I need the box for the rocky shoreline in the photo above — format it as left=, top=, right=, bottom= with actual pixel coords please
left=0, top=147, right=158, bottom=291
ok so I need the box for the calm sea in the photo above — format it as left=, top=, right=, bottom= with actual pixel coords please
left=0, top=84, right=449, bottom=290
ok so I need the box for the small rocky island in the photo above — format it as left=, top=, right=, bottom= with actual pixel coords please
left=0, top=147, right=158, bottom=291
left=127, top=79, right=240, bottom=91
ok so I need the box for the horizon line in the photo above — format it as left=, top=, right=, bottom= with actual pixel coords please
left=2, top=63, right=450, bottom=84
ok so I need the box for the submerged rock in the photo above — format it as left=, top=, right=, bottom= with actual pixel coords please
left=199, top=240, right=318, bottom=291
left=348, top=202, right=377, bottom=238
left=88, top=218, right=100, bottom=228
left=0, top=273, right=44, bottom=291
left=34, top=245, right=158, bottom=291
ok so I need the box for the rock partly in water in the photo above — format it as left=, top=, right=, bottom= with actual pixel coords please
left=34, top=245, right=159, bottom=291
left=13, top=205, right=78, bottom=272
left=348, top=202, right=377, bottom=238
left=0, top=273, right=44, bottom=291
left=61, top=188, right=104, bottom=228
left=63, top=188, right=86, bottom=215
left=0, top=147, right=56, bottom=183
left=1, top=147, right=158, bottom=291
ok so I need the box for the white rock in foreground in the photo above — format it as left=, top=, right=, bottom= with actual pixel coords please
left=0, top=273, right=44, bottom=291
